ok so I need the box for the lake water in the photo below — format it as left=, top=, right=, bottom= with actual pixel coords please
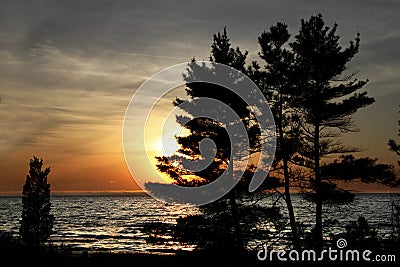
left=0, top=193, right=398, bottom=254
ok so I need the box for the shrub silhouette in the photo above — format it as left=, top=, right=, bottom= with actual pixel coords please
left=20, top=156, right=54, bottom=245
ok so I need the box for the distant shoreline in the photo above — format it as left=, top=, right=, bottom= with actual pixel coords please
left=0, top=190, right=147, bottom=197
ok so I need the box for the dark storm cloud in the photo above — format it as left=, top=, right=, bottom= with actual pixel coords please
left=0, top=0, right=209, bottom=57
left=0, top=0, right=399, bottom=70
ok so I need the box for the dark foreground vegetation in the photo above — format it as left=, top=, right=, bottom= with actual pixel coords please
left=2, top=232, right=398, bottom=267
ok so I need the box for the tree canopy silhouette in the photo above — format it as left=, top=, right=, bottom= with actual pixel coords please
left=255, top=22, right=302, bottom=250
left=388, top=106, right=400, bottom=166
left=288, top=14, right=375, bottom=250
left=253, top=14, right=397, bottom=250
left=154, top=27, right=281, bottom=251
left=152, top=15, right=399, bottom=252
left=20, top=156, right=54, bottom=245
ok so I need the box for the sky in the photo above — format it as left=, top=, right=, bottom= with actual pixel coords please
left=0, top=0, right=399, bottom=193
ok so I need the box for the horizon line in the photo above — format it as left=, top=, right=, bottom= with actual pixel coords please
left=0, top=189, right=146, bottom=196
left=1, top=189, right=399, bottom=197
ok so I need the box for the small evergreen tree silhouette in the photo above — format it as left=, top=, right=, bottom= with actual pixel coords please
left=20, top=156, right=54, bottom=245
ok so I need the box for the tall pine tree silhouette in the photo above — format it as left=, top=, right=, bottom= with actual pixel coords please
left=155, top=28, right=280, bottom=251
left=256, top=22, right=302, bottom=250
left=20, top=156, right=54, bottom=245
left=290, top=14, right=374, bottom=250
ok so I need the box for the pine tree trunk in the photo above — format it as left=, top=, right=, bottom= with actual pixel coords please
left=229, top=194, right=244, bottom=251
left=277, top=102, right=301, bottom=251
left=228, top=161, right=244, bottom=251
left=314, top=122, right=323, bottom=251
left=283, top=156, right=301, bottom=251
